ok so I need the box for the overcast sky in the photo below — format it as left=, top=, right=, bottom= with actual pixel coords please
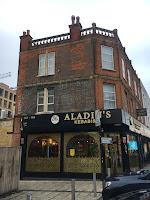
left=0, top=0, right=150, bottom=95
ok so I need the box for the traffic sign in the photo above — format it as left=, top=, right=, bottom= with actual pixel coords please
left=101, top=137, right=112, bottom=144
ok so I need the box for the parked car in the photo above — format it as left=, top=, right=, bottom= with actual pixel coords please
left=102, top=170, right=150, bottom=200
left=113, top=188, right=150, bottom=200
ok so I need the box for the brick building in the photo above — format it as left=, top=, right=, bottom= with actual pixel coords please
left=14, top=16, right=150, bottom=179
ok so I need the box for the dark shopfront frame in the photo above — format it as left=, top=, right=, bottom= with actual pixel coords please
left=126, top=130, right=150, bottom=170
left=20, top=109, right=130, bottom=179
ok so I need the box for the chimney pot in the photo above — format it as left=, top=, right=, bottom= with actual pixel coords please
left=23, top=31, right=26, bottom=36
left=113, top=29, right=118, bottom=35
left=76, top=16, right=80, bottom=24
left=27, top=30, right=30, bottom=35
left=69, top=16, right=82, bottom=41
left=92, top=23, right=96, bottom=28
left=71, top=15, right=75, bottom=24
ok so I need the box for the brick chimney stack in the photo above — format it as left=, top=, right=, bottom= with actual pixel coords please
left=69, top=15, right=82, bottom=41
left=20, top=30, right=32, bottom=52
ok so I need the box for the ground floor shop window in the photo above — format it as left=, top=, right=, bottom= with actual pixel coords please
left=66, top=134, right=99, bottom=157
left=64, top=132, right=100, bottom=173
left=26, top=134, right=60, bottom=172
left=24, top=132, right=125, bottom=175
left=127, top=135, right=139, bottom=171
left=28, top=136, right=58, bottom=157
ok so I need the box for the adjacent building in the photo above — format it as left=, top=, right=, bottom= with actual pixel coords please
left=0, top=83, right=16, bottom=119
left=14, top=16, right=150, bottom=179
left=0, top=83, right=16, bottom=146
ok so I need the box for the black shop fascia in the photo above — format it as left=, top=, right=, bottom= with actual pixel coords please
left=21, top=109, right=129, bottom=134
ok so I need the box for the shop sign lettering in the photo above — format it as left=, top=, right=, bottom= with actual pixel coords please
left=64, top=111, right=112, bottom=124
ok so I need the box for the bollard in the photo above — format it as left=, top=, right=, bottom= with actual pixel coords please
left=71, top=179, right=75, bottom=200
left=93, top=172, right=97, bottom=197
left=27, top=192, right=32, bottom=200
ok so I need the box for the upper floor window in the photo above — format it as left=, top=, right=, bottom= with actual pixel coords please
left=4, top=100, right=7, bottom=108
left=38, top=52, right=55, bottom=76
left=121, top=59, right=126, bottom=79
left=134, top=80, right=137, bottom=96
left=14, top=95, right=16, bottom=102
left=8, top=102, right=12, bottom=109
left=9, top=93, right=13, bottom=100
left=103, top=83, right=116, bottom=109
left=138, top=87, right=141, bottom=100
left=0, top=98, right=2, bottom=106
left=127, top=69, right=131, bottom=86
left=4, top=91, right=8, bottom=98
left=0, top=88, right=4, bottom=97
left=37, top=88, right=54, bottom=113
left=101, top=46, right=114, bottom=70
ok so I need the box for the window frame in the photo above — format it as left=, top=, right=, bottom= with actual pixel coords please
left=101, top=45, right=114, bottom=70
left=121, top=59, right=126, bottom=79
left=103, top=83, right=116, bottom=109
left=4, top=90, right=8, bottom=98
left=37, top=88, right=54, bottom=113
left=127, top=69, right=131, bottom=86
left=0, top=88, right=4, bottom=97
left=38, top=52, right=55, bottom=76
left=134, top=80, right=138, bottom=96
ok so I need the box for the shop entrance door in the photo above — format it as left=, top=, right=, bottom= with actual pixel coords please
left=104, top=134, right=123, bottom=176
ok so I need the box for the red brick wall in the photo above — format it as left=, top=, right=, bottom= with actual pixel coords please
left=15, top=27, right=144, bottom=131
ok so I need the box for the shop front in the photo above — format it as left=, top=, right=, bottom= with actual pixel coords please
left=20, top=109, right=130, bottom=179
left=128, top=115, right=150, bottom=170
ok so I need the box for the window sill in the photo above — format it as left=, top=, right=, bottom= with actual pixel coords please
left=35, top=111, right=54, bottom=115
left=36, top=74, right=55, bottom=77
left=101, top=68, right=116, bottom=72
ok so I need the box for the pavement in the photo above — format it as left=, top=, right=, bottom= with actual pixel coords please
left=0, top=179, right=103, bottom=200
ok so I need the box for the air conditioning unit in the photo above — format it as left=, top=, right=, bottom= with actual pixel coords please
left=1, top=110, right=7, bottom=119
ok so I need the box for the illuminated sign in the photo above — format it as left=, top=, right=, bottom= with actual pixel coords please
left=22, top=109, right=124, bottom=133
left=70, top=149, right=75, bottom=157
left=64, top=111, right=112, bottom=125
left=128, top=141, right=138, bottom=150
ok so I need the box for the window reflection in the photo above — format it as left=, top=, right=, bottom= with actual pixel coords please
left=28, top=136, right=58, bottom=157
left=66, top=134, right=98, bottom=157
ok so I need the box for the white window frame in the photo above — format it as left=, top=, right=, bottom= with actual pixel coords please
left=101, top=46, right=114, bottom=70
left=47, top=89, right=55, bottom=112
left=37, top=88, right=54, bottom=113
left=134, top=81, right=137, bottom=96
left=127, top=69, right=131, bottom=86
left=121, top=59, right=126, bottom=79
left=38, top=52, right=55, bottom=76
left=103, top=84, right=116, bottom=109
